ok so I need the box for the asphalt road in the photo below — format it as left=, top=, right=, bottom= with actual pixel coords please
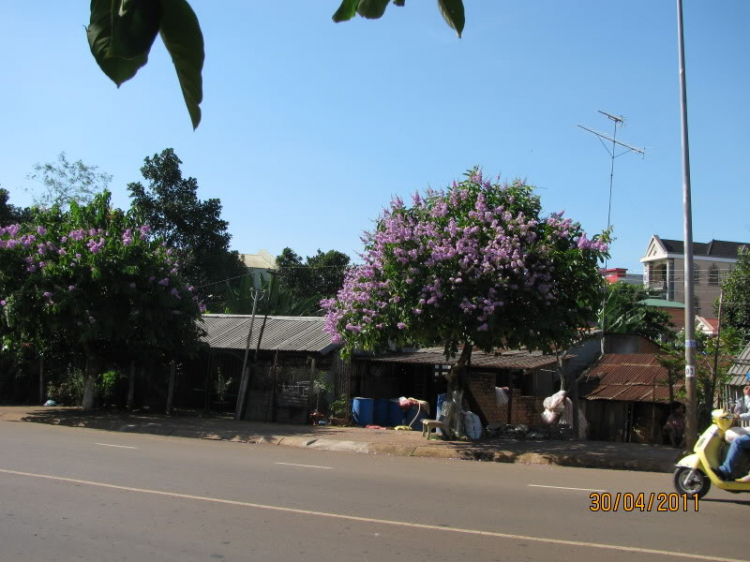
left=1, top=423, right=747, bottom=562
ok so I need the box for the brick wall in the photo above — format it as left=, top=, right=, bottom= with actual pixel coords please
left=469, top=376, right=546, bottom=427
left=468, top=373, right=503, bottom=424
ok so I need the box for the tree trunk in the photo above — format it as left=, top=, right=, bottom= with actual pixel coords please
left=126, top=360, right=136, bottom=410
left=81, top=354, right=101, bottom=411
left=166, top=360, right=177, bottom=415
left=444, top=343, right=473, bottom=439
left=39, top=356, right=45, bottom=405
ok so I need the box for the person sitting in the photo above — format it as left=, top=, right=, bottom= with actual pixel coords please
left=715, top=393, right=750, bottom=482
left=664, top=404, right=686, bottom=448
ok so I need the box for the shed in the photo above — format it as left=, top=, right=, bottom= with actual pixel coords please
left=580, top=354, right=683, bottom=444
left=353, top=347, right=568, bottom=428
left=180, top=315, right=342, bottom=423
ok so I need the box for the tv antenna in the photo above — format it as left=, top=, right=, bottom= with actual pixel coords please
left=578, top=110, right=645, bottom=233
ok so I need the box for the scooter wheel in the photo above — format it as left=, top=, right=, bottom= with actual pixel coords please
left=673, top=467, right=711, bottom=499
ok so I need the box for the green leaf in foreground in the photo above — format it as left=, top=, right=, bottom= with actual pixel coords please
left=357, top=0, right=391, bottom=20
left=159, top=0, right=205, bottom=129
left=333, top=0, right=360, bottom=22
left=110, top=0, right=162, bottom=59
left=87, top=0, right=151, bottom=86
left=438, top=0, right=465, bottom=38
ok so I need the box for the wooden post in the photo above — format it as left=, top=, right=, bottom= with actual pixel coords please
left=127, top=360, right=136, bottom=410
left=709, top=290, right=724, bottom=420
left=203, top=351, right=213, bottom=412
left=271, top=350, right=279, bottom=422
left=166, top=360, right=176, bottom=415
left=235, top=293, right=259, bottom=420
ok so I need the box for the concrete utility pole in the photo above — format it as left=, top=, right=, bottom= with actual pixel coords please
left=676, top=0, right=698, bottom=449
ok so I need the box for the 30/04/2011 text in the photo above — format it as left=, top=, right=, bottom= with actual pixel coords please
left=589, top=493, right=699, bottom=512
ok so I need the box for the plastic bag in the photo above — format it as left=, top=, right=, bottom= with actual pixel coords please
left=543, top=390, right=567, bottom=413
left=495, top=387, right=509, bottom=406
left=541, top=410, right=559, bottom=425
left=463, top=411, right=482, bottom=440
left=559, top=398, right=574, bottom=426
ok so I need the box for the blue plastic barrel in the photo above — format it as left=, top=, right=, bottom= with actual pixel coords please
left=405, top=403, right=428, bottom=428
left=373, top=398, right=390, bottom=426
left=388, top=399, right=404, bottom=427
left=352, top=397, right=374, bottom=427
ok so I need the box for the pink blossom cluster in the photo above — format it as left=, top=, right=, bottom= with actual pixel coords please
left=0, top=219, right=204, bottom=322
left=323, top=171, right=607, bottom=348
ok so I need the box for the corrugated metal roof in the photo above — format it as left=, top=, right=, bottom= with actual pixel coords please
left=582, top=354, right=683, bottom=403
left=200, top=314, right=338, bottom=354
left=362, top=348, right=561, bottom=370
left=585, top=384, right=677, bottom=402
left=728, top=342, right=750, bottom=386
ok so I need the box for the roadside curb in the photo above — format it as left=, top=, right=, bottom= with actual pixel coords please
left=1, top=412, right=678, bottom=473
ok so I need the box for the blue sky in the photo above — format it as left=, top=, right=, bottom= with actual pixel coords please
left=0, top=1, right=748, bottom=274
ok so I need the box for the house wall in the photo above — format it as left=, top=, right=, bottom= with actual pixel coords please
left=468, top=373, right=546, bottom=426
left=645, top=256, right=732, bottom=317
left=604, top=334, right=661, bottom=354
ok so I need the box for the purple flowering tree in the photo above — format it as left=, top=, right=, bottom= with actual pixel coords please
left=0, top=192, right=205, bottom=409
left=323, top=169, right=608, bottom=436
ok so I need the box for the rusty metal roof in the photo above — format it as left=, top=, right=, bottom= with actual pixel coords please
left=582, top=354, right=683, bottom=403
left=728, top=342, right=750, bottom=387
left=200, top=314, right=338, bottom=355
left=361, top=348, right=561, bottom=371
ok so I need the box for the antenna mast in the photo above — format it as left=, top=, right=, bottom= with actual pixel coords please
left=578, top=111, right=645, bottom=234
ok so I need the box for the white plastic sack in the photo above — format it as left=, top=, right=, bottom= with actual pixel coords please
left=463, top=411, right=482, bottom=440
left=495, top=387, right=509, bottom=406
left=543, top=390, right=567, bottom=413
left=559, top=398, right=574, bottom=426
left=541, top=410, right=559, bottom=425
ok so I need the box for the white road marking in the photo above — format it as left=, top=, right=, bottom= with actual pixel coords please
left=94, top=443, right=137, bottom=450
left=275, top=462, right=332, bottom=470
left=0, top=468, right=741, bottom=562
left=528, top=484, right=606, bottom=492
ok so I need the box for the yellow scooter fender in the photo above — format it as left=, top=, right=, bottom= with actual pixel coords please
left=675, top=453, right=702, bottom=470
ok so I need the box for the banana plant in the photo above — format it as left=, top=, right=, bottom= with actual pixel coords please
left=87, top=0, right=204, bottom=129
left=332, top=0, right=465, bottom=38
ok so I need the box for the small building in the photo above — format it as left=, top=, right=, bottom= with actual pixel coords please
left=240, top=249, right=277, bottom=288
left=580, top=353, right=683, bottom=444
left=352, top=348, right=568, bottom=427
left=602, top=267, right=642, bottom=285
left=180, top=314, right=342, bottom=424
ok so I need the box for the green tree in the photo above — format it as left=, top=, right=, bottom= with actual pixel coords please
left=127, top=149, right=246, bottom=312
left=276, top=247, right=350, bottom=306
left=323, top=168, right=608, bottom=435
left=658, top=328, right=744, bottom=429
left=0, top=188, right=31, bottom=226
left=721, top=247, right=750, bottom=340
left=0, top=192, right=205, bottom=409
left=599, top=282, right=675, bottom=341
left=224, top=274, right=320, bottom=317
left=27, top=152, right=112, bottom=210
left=85, top=0, right=464, bottom=128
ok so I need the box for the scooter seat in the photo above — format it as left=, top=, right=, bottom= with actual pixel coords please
left=725, top=426, right=750, bottom=444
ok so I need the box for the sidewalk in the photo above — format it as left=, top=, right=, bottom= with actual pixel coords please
left=0, top=405, right=682, bottom=473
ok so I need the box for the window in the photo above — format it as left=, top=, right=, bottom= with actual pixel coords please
left=693, top=264, right=701, bottom=285
left=708, top=265, right=720, bottom=285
